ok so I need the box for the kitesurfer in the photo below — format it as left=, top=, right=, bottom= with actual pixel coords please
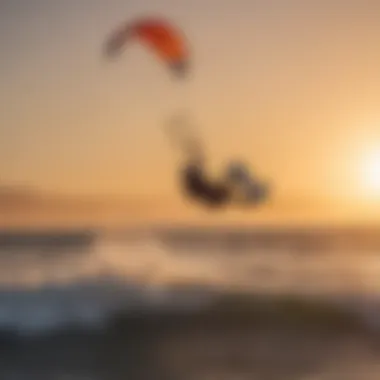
left=165, top=115, right=271, bottom=209
left=173, top=126, right=232, bottom=207
left=181, top=159, right=232, bottom=207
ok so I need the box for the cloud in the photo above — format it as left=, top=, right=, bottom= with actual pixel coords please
left=0, top=183, right=178, bottom=228
left=0, top=185, right=42, bottom=209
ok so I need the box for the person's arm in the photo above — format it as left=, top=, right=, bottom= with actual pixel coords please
left=164, top=113, right=205, bottom=162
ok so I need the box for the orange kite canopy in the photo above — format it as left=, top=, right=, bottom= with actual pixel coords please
left=104, top=17, right=190, bottom=78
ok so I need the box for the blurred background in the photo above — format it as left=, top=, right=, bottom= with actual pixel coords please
left=2, top=1, right=380, bottom=379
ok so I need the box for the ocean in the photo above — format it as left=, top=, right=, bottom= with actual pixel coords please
left=1, top=226, right=380, bottom=379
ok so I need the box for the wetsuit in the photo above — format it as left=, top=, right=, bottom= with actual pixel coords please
left=181, top=164, right=231, bottom=207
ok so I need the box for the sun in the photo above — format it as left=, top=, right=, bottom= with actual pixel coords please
left=360, top=150, right=380, bottom=196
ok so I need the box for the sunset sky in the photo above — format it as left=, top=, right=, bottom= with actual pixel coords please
left=2, top=0, right=380, bottom=224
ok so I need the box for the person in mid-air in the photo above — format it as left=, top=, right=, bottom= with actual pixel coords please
left=169, top=121, right=232, bottom=207
left=181, top=157, right=232, bottom=208
left=165, top=114, right=270, bottom=208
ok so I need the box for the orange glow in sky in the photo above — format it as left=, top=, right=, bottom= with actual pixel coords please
left=2, top=1, right=380, bottom=223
